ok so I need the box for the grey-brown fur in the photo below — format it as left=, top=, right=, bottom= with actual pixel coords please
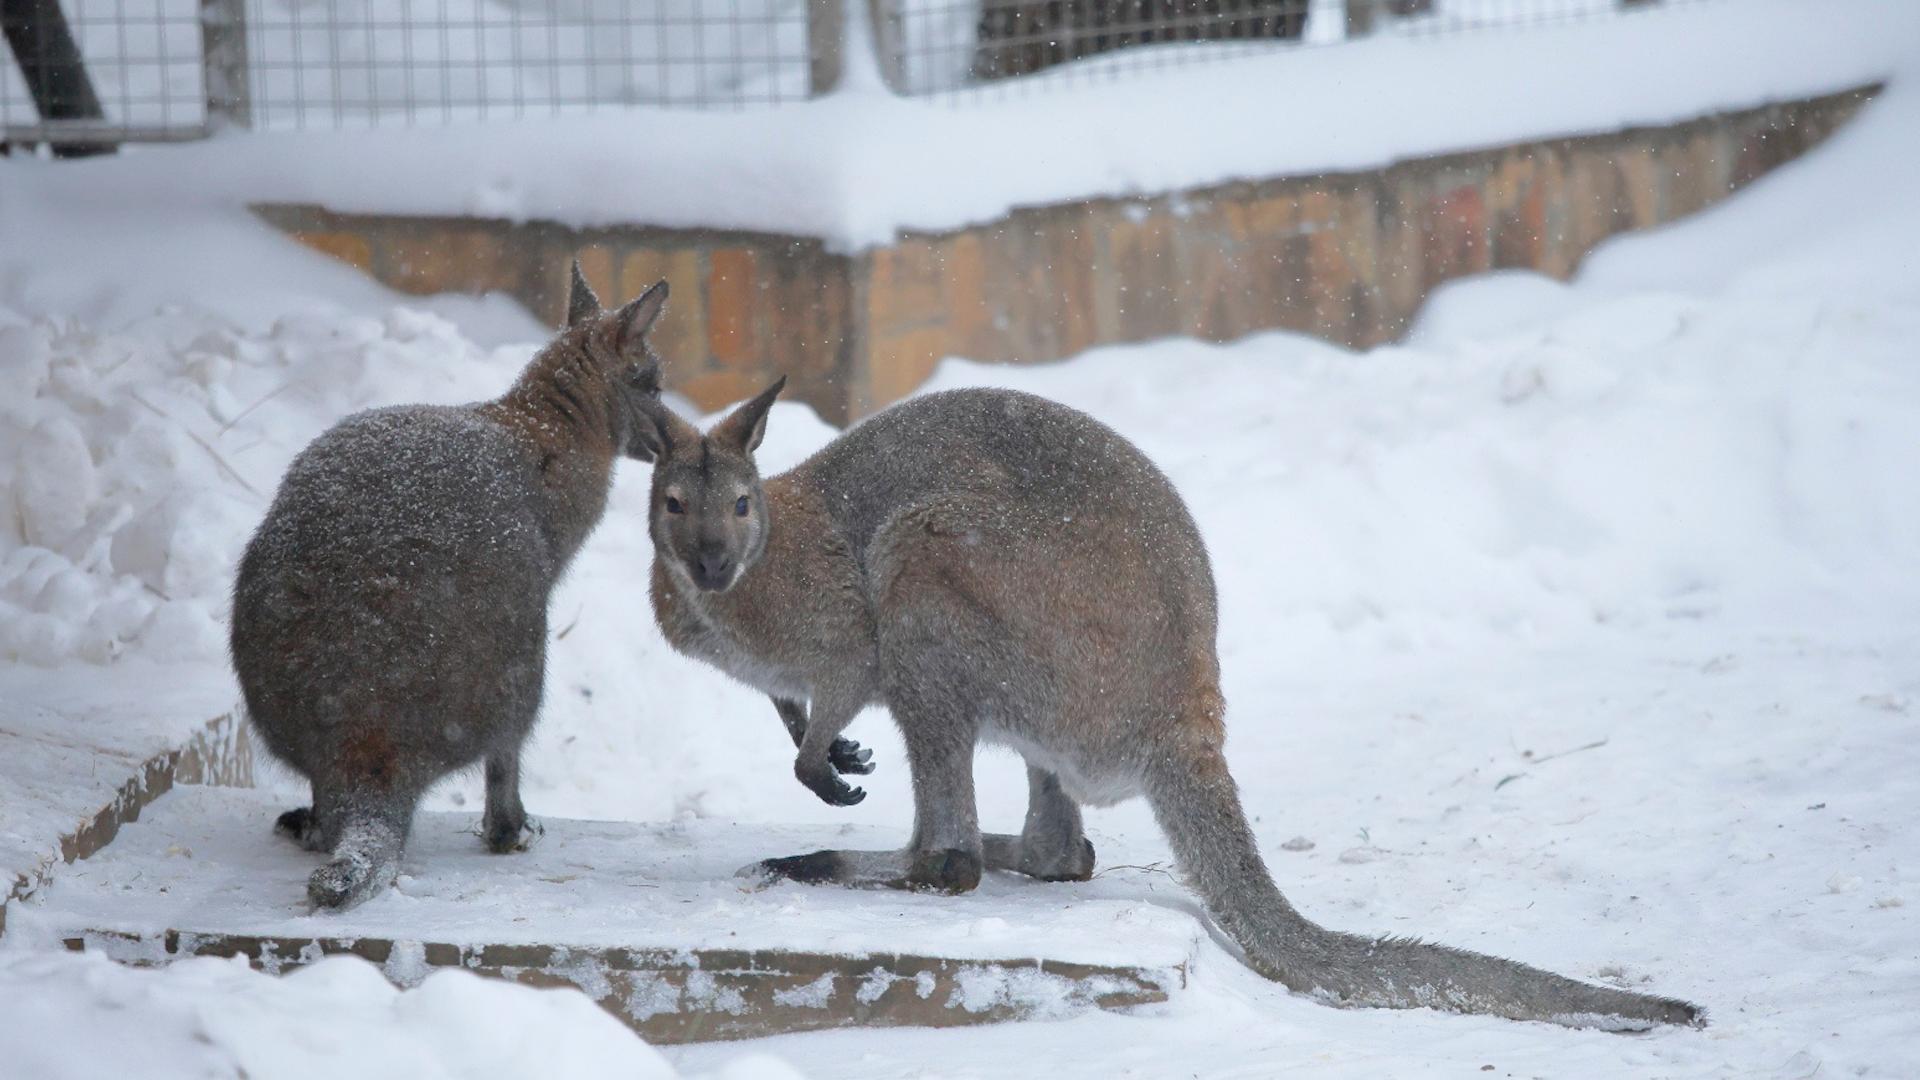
left=643, top=383, right=1702, bottom=1030
left=231, top=264, right=669, bottom=911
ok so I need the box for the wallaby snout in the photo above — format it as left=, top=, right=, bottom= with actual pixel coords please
left=691, top=544, right=737, bottom=591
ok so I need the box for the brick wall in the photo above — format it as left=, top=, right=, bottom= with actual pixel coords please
left=256, top=84, right=1878, bottom=424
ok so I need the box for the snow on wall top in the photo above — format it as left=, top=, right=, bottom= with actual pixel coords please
left=5, top=0, right=1910, bottom=253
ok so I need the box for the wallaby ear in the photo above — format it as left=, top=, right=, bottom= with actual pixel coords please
left=612, top=279, right=669, bottom=356
left=711, top=376, right=786, bottom=456
left=566, top=260, right=602, bottom=328
left=633, top=396, right=700, bottom=463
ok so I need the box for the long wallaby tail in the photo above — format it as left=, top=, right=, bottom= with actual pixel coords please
left=1146, top=747, right=1703, bottom=1030
left=307, top=801, right=411, bottom=912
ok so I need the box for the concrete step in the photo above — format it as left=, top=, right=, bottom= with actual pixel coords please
left=17, top=786, right=1198, bottom=1043
left=0, top=665, right=251, bottom=935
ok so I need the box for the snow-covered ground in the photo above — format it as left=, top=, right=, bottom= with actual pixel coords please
left=0, top=946, right=804, bottom=1080
left=4, top=7, right=1920, bottom=1079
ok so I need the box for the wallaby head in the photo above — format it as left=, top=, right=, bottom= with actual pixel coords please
left=640, top=376, right=785, bottom=592
left=557, top=261, right=670, bottom=461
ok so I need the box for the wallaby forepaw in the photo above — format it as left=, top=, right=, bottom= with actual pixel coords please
left=483, top=812, right=541, bottom=854
left=828, top=737, right=875, bottom=776
left=797, top=761, right=867, bottom=807
left=741, top=850, right=847, bottom=887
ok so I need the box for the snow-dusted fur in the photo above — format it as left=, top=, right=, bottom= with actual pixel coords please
left=644, top=384, right=1702, bottom=1030
left=231, top=266, right=668, bottom=911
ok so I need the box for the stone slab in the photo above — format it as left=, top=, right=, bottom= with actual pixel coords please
left=21, top=786, right=1196, bottom=1043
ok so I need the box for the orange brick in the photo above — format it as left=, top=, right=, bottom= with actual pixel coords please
left=294, top=230, right=374, bottom=273
left=707, top=248, right=759, bottom=368
left=388, top=227, right=510, bottom=296
left=864, top=325, right=951, bottom=412
left=672, top=369, right=765, bottom=414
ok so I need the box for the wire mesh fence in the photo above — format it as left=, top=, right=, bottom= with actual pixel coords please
left=238, top=0, right=814, bottom=129
left=3, top=0, right=1709, bottom=148
left=2, top=0, right=816, bottom=145
left=882, top=0, right=1707, bottom=98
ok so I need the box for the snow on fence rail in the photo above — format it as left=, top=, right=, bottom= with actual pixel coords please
left=2, top=0, right=1714, bottom=150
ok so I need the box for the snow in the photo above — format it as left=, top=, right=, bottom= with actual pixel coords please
left=3, top=4, right=1920, bottom=1077
left=0, top=946, right=782, bottom=1080
left=0, top=660, right=238, bottom=913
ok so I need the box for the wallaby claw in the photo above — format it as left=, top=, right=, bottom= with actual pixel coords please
left=797, top=758, right=868, bottom=806
left=830, top=738, right=876, bottom=776
left=812, top=774, right=867, bottom=807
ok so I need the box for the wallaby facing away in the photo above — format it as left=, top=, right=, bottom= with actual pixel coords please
left=643, top=382, right=1702, bottom=1030
left=231, top=265, right=668, bottom=911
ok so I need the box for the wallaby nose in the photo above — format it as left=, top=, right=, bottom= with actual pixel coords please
left=694, top=549, right=734, bottom=589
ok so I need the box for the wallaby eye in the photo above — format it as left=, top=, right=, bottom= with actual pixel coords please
left=734, top=496, right=750, bottom=517
left=665, top=496, right=684, bottom=515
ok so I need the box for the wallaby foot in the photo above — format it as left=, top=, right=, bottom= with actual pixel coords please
left=274, top=807, right=330, bottom=852
left=983, top=833, right=1096, bottom=882
left=982, top=767, right=1095, bottom=881
left=484, top=814, right=543, bottom=853
left=905, top=847, right=983, bottom=893
left=307, top=800, right=413, bottom=912
left=746, top=849, right=851, bottom=886
left=308, top=851, right=398, bottom=910
left=481, top=748, right=536, bottom=853
left=741, top=846, right=983, bottom=894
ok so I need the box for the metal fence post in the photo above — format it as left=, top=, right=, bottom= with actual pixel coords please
left=865, top=0, right=906, bottom=93
left=1345, top=0, right=1376, bottom=38
left=1, top=0, right=113, bottom=154
left=808, top=0, right=842, bottom=96
left=200, top=0, right=251, bottom=131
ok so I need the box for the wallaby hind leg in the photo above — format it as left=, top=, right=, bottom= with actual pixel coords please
left=982, top=767, right=1096, bottom=882
left=746, top=693, right=983, bottom=894
left=482, top=747, right=540, bottom=853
